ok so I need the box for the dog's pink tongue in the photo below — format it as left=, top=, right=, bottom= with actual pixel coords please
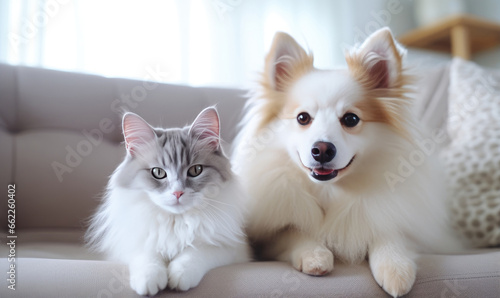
left=313, top=168, right=335, bottom=175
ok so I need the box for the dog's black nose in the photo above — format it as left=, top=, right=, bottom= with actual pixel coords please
left=311, top=141, right=336, bottom=163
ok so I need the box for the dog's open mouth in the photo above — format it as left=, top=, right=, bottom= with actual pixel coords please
left=299, top=154, right=355, bottom=181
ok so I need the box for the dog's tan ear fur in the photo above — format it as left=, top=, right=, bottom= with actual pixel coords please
left=346, top=27, right=406, bottom=90
left=265, top=32, right=313, bottom=92
left=257, top=32, right=314, bottom=130
left=346, top=27, right=413, bottom=138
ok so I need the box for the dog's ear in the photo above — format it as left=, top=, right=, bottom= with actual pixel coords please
left=265, top=32, right=313, bottom=92
left=346, top=27, right=406, bottom=90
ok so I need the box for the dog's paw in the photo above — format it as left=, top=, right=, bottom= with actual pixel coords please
left=168, top=256, right=204, bottom=291
left=295, top=246, right=334, bottom=276
left=371, top=257, right=416, bottom=297
left=129, top=263, right=168, bottom=296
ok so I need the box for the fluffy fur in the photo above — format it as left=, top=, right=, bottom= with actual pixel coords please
left=87, top=107, right=250, bottom=296
left=232, top=28, right=461, bottom=297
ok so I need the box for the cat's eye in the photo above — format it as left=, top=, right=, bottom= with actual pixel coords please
left=297, top=112, right=312, bottom=126
left=187, top=165, right=203, bottom=177
left=151, top=167, right=167, bottom=179
left=341, top=113, right=360, bottom=128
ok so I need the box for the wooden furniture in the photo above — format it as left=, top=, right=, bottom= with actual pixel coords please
left=398, top=14, right=500, bottom=60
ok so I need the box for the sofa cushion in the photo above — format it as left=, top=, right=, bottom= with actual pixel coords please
left=15, top=66, right=117, bottom=137
left=14, top=131, right=123, bottom=229
left=411, top=62, right=451, bottom=133
left=442, top=58, right=500, bottom=247
left=1, top=241, right=499, bottom=298
left=0, top=64, right=18, bottom=131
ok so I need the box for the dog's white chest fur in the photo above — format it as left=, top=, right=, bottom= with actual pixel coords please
left=241, top=150, right=376, bottom=263
left=319, top=192, right=374, bottom=263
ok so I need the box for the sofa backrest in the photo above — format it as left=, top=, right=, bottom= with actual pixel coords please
left=0, top=63, right=247, bottom=230
left=0, top=62, right=451, bottom=231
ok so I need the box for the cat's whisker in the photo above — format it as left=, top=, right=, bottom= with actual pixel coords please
left=201, top=199, right=237, bottom=217
left=201, top=202, right=245, bottom=237
left=203, top=197, right=240, bottom=209
left=204, top=208, right=245, bottom=238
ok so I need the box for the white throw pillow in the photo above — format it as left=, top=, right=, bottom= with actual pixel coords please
left=441, top=58, right=500, bottom=247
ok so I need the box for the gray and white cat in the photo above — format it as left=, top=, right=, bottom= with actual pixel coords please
left=86, top=107, right=250, bottom=296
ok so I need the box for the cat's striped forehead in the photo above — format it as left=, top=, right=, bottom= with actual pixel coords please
left=155, top=128, right=193, bottom=170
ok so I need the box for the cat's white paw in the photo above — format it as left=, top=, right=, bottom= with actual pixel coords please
left=168, top=256, right=204, bottom=291
left=370, top=256, right=416, bottom=297
left=293, top=246, right=334, bottom=276
left=129, top=263, right=168, bottom=296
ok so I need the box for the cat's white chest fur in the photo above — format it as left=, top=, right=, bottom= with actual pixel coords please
left=153, top=213, right=200, bottom=260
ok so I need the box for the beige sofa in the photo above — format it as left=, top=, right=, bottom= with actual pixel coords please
left=0, top=63, right=499, bottom=297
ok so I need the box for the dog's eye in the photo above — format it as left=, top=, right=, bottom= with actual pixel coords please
left=297, top=112, right=312, bottom=126
left=151, top=167, right=167, bottom=179
left=341, top=113, right=360, bottom=128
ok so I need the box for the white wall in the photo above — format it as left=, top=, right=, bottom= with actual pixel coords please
left=1, top=0, right=497, bottom=86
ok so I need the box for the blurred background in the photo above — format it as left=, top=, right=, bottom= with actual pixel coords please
left=1, top=0, right=499, bottom=88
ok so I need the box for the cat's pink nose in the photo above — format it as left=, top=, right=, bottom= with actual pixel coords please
left=173, top=191, right=184, bottom=200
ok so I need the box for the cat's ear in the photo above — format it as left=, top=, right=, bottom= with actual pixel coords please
left=189, top=107, right=220, bottom=150
left=122, top=112, right=156, bottom=156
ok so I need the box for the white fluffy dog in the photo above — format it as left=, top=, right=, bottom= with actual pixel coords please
left=232, top=28, right=461, bottom=297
